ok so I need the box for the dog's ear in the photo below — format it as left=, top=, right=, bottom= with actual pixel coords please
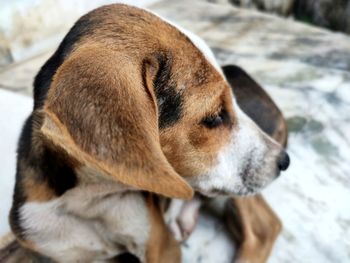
left=40, top=47, right=193, bottom=199
left=222, top=65, right=287, bottom=146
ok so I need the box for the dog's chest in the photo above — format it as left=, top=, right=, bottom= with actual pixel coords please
left=19, top=184, right=150, bottom=262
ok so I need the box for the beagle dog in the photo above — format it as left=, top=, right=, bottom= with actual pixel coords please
left=9, top=4, right=289, bottom=263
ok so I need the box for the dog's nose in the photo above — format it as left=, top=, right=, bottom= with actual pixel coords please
left=277, top=151, right=290, bottom=171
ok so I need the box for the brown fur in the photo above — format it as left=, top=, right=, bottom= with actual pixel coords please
left=145, top=195, right=181, bottom=263
left=22, top=176, right=55, bottom=202
left=38, top=5, right=239, bottom=199
left=225, top=195, right=282, bottom=263
left=160, top=85, right=234, bottom=177
left=40, top=45, right=194, bottom=199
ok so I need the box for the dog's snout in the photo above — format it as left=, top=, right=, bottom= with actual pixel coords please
left=277, top=151, right=290, bottom=171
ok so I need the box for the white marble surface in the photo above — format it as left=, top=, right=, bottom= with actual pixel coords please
left=0, top=0, right=349, bottom=262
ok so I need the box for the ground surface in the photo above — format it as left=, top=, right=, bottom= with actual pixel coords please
left=0, top=0, right=349, bottom=262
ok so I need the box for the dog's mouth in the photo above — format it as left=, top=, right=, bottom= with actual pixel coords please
left=186, top=145, right=289, bottom=198
left=204, top=180, right=267, bottom=197
left=237, top=159, right=281, bottom=196
left=238, top=180, right=269, bottom=196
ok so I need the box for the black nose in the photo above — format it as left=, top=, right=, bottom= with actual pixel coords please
left=278, top=151, right=290, bottom=171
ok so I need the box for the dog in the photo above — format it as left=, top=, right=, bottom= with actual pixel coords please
left=1, top=64, right=288, bottom=263
left=8, top=4, right=289, bottom=263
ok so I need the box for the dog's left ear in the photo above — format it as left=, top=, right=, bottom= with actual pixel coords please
left=222, top=65, right=287, bottom=146
left=39, top=47, right=193, bottom=199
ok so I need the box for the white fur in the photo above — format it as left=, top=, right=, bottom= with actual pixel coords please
left=189, top=98, right=282, bottom=196
left=20, top=183, right=150, bottom=262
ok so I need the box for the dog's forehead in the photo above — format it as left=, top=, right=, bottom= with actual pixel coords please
left=177, top=28, right=222, bottom=74
left=145, top=7, right=223, bottom=75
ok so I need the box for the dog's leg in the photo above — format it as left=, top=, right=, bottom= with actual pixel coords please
left=145, top=195, right=181, bottom=263
left=224, top=195, right=281, bottom=263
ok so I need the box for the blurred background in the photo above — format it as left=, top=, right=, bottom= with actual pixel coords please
left=0, top=0, right=349, bottom=262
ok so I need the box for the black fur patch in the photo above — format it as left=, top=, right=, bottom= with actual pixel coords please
left=24, top=116, right=78, bottom=195
left=10, top=116, right=33, bottom=239
left=41, top=146, right=78, bottom=196
left=9, top=174, right=26, bottom=240
left=116, top=252, right=140, bottom=263
left=153, top=54, right=183, bottom=129
left=33, top=14, right=95, bottom=109
left=10, top=115, right=78, bottom=239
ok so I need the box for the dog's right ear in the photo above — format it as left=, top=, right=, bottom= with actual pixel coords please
left=40, top=47, right=193, bottom=200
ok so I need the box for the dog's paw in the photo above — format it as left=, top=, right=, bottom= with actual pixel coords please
left=168, top=219, right=184, bottom=241
left=165, top=197, right=202, bottom=242
left=176, top=203, right=199, bottom=241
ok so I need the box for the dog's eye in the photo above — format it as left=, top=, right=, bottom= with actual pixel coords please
left=201, top=114, right=223, bottom=128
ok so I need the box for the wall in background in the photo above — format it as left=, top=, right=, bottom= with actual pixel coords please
left=0, top=0, right=158, bottom=68
left=229, top=0, right=350, bottom=34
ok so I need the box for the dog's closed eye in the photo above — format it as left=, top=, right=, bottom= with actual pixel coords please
left=201, top=109, right=229, bottom=129
left=202, top=115, right=223, bottom=128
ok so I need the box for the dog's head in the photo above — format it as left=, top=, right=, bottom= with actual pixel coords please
left=38, top=4, right=289, bottom=199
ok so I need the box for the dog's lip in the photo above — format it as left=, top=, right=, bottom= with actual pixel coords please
left=240, top=156, right=252, bottom=181
left=209, top=188, right=232, bottom=195
left=229, top=185, right=259, bottom=197
left=206, top=184, right=259, bottom=197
